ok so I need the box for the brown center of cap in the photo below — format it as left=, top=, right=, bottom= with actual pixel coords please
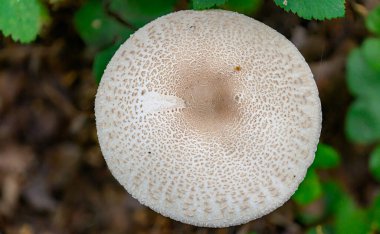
left=177, top=69, right=241, bottom=132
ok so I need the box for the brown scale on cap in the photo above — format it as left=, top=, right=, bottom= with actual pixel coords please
left=95, top=10, right=322, bottom=227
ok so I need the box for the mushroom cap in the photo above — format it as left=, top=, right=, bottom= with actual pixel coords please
left=95, top=10, right=321, bottom=227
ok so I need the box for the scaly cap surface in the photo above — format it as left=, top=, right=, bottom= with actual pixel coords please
left=95, top=10, right=322, bottom=227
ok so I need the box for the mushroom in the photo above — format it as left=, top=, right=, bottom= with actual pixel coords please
left=95, top=10, right=321, bottom=227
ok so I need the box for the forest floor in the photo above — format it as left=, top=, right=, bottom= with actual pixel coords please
left=0, top=0, right=380, bottom=233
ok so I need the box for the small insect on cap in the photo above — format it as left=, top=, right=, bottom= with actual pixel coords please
left=95, top=10, right=322, bottom=227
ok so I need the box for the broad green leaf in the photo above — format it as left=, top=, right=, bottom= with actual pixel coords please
left=0, top=0, right=49, bottom=43
left=368, top=194, right=380, bottom=231
left=346, top=48, right=380, bottom=98
left=366, top=5, right=380, bottom=35
left=322, top=181, right=347, bottom=215
left=312, top=144, right=340, bottom=169
left=192, top=0, right=227, bottom=10
left=346, top=98, right=380, bottom=143
left=369, top=146, right=380, bottom=181
left=292, top=169, right=322, bottom=205
left=335, top=198, right=371, bottom=234
left=110, top=0, right=177, bottom=28
left=222, top=0, right=262, bottom=15
left=74, top=0, right=133, bottom=48
left=273, top=0, right=345, bottom=20
left=93, top=43, right=121, bottom=84
left=362, top=38, right=380, bottom=71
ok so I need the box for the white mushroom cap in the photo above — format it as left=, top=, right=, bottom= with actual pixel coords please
left=95, top=10, right=321, bottom=227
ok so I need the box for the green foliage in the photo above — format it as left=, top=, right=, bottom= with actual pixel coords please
left=342, top=6, right=380, bottom=232
left=368, top=194, right=380, bottom=231
left=346, top=48, right=380, bottom=98
left=74, top=0, right=133, bottom=48
left=222, top=0, right=262, bottom=15
left=293, top=170, right=323, bottom=205
left=300, top=180, right=380, bottom=234
left=323, top=181, right=347, bottom=215
left=346, top=98, right=380, bottom=143
left=346, top=16, right=380, bottom=144
left=93, top=43, right=121, bottom=84
left=0, top=0, right=349, bottom=44
left=298, top=179, right=377, bottom=234
left=366, top=5, right=380, bottom=35
left=0, top=0, right=49, bottom=43
left=362, top=38, right=380, bottom=71
left=75, top=0, right=178, bottom=82
left=320, top=181, right=374, bottom=234
left=192, top=0, right=227, bottom=9
left=293, top=144, right=340, bottom=205
left=312, top=144, right=340, bottom=169
left=109, top=0, right=177, bottom=28
left=273, top=0, right=345, bottom=20
left=335, top=199, right=371, bottom=234
left=369, top=146, right=380, bottom=181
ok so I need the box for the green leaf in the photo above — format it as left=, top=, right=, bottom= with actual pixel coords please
left=369, top=146, right=380, bottom=181
left=362, top=38, right=380, bottom=72
left=0, top=0, right=49, bottom=43
left=369, top=194, right=380, bottom=231
left=292, top=169, right=322, bottom=205
left=273, top=0, right=345, bottom=20
left=366, top=5, right=380, bottom=35
left=346, top=98, right=380, bottom=144
left=74, top=0, right=133, bottom=48
left=322, top=181, right=347, bottom=215
left=312, top=144, right=340, bottom=169
left=222, top=0, right=262, bottom=14
left=110, top=0, right=177, bottom=28
left=335, top=198, right=371, bottom=234
left=93, top=43, right=121, bottom=84
left=346, top=48, right=380, bottom=98
left=192, top=0, right=227, bottom=10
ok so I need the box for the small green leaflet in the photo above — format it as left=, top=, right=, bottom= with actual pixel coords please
left=192, top=0, right=227, bottom=10
left=346, top=98, right=380, bottom=143
left=110, top=0, right=177, bottom=28
left=362, top=38, right=380, bottom=72
left=368, top=194, right=380, bottom=231
left=346, top=48, right=380, bottom=98
left=323, top=181, right=347, bottom=215
left=369, top=146, right=380, bottom=181
left=335, top=199, right=371, bottom=234
left=274, top=0, right=345, bottom=20
left=223, top=0, right=262, bottom=15
left=345, top=48, right=380, bottom=143
left=0, top=0, right=49, bottom=43
left=312, top=144, right=340, bottom=169
left=366, top=5, right=380, bottom=35
left=93, top=43, right=121, bottom=84
left=292, top=169, right=322, bottom=205
left=74, top=0, right=133, bottom=48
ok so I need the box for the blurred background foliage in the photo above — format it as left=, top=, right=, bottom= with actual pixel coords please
left=1, top=0, right=380, bottom=234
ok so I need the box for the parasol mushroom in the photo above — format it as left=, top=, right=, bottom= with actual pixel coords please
left=95, top=10, right=322, bottom=227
